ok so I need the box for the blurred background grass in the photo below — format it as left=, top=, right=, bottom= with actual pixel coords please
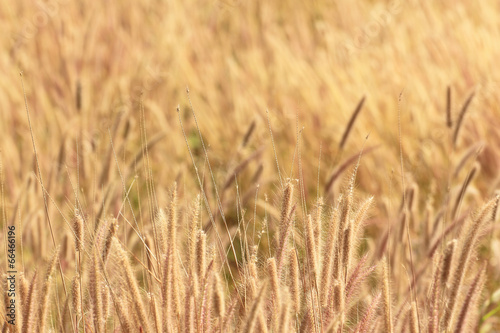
left=2, top=0, right=500, bottom=329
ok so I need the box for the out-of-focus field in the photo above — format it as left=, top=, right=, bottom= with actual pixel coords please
left=1, top=0, right=500, bottom=332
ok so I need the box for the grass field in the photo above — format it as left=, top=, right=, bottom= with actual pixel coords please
left=2, top=0, right=500, bottom=332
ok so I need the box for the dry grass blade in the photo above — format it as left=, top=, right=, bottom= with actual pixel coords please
left=452, top=142, right=484, bottom=179
left=127, top=132, right=166, bottom=171
left=451, top=162, right=479, bottom=220
left=339, top=95, right=366, bottom=149
left=427, top=214, right=466, bottom=258
left=241, top=120, right=256, bottom=148
left=222, top=146, right=265, bottom=192
left=446, top=86, right=452, bottom=128
left=324, top=145, right=379, bottom=194
left=452, top=92, right=475, bottom=147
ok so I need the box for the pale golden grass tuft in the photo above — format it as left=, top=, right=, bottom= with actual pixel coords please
left=278, top=181, right=294, bottom=247
left=325, top=318, right=340, bottom=333
left=184, top=290, right=195, bottom=333
left=89, top=250, right=104, bottom=332
left=342, top=225, right=352, bottom=280
left=277, top=289, right=291, bottom=333
left=440, top=239, right=457, bottom=289
left=313, top=197, right=323, bottom=261
left=244, top=247, right=259, bottom=306
left=18, top=273, right=29, bottom=316
left=243, top=283, right=268, bottom=333
left=353, top=292, right=381, bottom=333
left=115, top=298, right=134, bottom=332
left=103, top=218, right=118, bottom=263
left=305, top=214, right=319, bottom=289
left=267, top=257, right=280, bottom=327
left=21, top=271, right=37, bottom=333
left=188, top=195, right=201, bottom=277
left=114, top=238, right=151, bottom=332
left=428, top=257, right=441, bottom=333
left=352, top=196, right=373, bottom=238
left=37, top=246, right=60, bottom=332
left=168, top=183, right=182, bottom=318
left=444, top=195, right=499, bottom=330
left=151, top=295, right=162, bottom=333
left=213, top=273, right=225, bottom=319
left=320, top=196, right=341, bottom=306
left=381, top=256, right=393, bottom=333
left=73, top=209, right=84, bottom=252
left=454, top=262, right=487, bottom=333
left=332, top=279, right=345, bottom=322
left=154, top=208, right=168, bottom=256
left=409, top=301, right=419, bottom=333
left=162, top=249, right=173, bottom=324
left=196, top=230, right=207, bottom=291
left=71, top=275, right=81, bottom=318
left=102, top=283, right=111, bottom=323
left=289, top=248, right=301, bottom=315
left=199, top=257, right=215, bottom=333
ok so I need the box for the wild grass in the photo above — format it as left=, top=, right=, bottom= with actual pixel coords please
left=2, top=1, right=500, bottom=332
left=3, top=86, right=499, bottom=331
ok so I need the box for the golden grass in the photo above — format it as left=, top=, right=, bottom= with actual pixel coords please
left=2, top=0, right=500, bottom=332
